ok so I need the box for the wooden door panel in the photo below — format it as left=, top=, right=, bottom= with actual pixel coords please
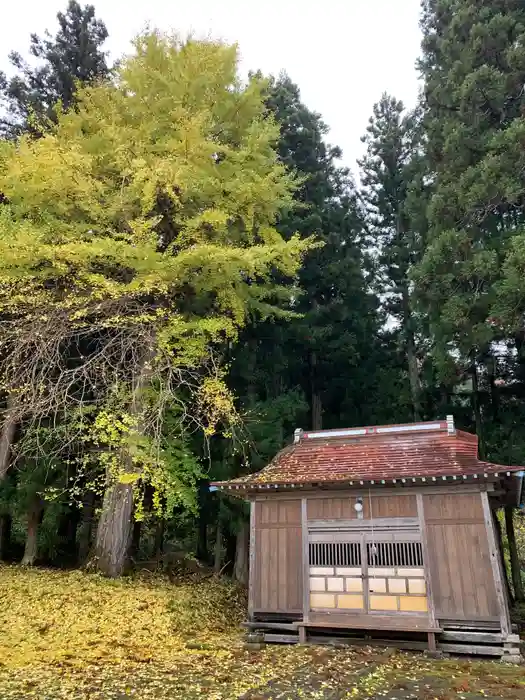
left=423, top=493, right=498, bottom=620
left=253, top=500, right=302, bottom=612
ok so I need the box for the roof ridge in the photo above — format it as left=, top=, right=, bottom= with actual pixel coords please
left=299, top=416, right=456, bottom=442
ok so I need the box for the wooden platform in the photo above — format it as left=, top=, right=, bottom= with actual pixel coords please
left=244, top=616, right=441, bottom=634
left=438, top=630, right=522, bottom=661
left=297, top=617, right=440, bottom=649
left=304, top=613, right=441, bottom=632
left=244, top=617, right=523, bottom=661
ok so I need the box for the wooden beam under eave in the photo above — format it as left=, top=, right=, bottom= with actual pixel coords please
left=301, top=498, right=309, bottom=626
left=416, top=493, right=437, bottom=629
left=253, top=483, right=495, bottom=501
left=247, top=500, right=256, bottom=621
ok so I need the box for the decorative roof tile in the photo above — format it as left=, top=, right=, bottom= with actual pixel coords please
left=213, top=418, right=524, bottom=491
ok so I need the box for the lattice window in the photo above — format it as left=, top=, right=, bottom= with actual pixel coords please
left=367, top=541, right=423, bottom=567
left=309, top=541, right=362, bottom=567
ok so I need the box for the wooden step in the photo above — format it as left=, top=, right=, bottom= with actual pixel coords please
left=242, top=621, right=299, bottom=631
left=439, top=631, right=514, bottom=644
left=263, top=633, right=300, bottom=644
left=298, top=619, right=441, bottom=633
left=439, top=642, right=521, bottom=657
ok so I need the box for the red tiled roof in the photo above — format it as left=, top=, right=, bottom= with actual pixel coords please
left=213, top=419, right=524, bottom=490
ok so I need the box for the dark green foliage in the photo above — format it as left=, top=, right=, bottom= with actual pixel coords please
left=413, top=0, right=525, bottom=465
left=359, top=94, right=428, bottom=419
left=264, top=74, right=386, bottom=431
left=220, top=74, right=409, bottom=458
left=203, top=75, right=414, bottom=573
left=0, top=1, right=109, bottom=137
left=0, top=1, right=523, bottom=583
left=416, top=0, right=525, bottom=356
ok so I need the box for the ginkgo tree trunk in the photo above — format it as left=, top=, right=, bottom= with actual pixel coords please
left=93, top=342, right=155, bottom=577
left=0, top=32, right=314, bottom=577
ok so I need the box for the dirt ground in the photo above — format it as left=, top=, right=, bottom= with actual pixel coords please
left=1, top=642, right=524, bottom=699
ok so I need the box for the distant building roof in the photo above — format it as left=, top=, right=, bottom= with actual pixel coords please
left=213, top=416, right=524, bottom=493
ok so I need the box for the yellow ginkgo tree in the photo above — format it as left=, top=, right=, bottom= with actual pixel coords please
left=0, top=32, right=313, bottom=576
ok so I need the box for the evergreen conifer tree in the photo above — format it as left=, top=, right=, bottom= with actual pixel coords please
left=0, top=1, right=110, bottom=137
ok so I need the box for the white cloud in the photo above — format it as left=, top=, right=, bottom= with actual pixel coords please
left=0, top=0, right=422, bottom=171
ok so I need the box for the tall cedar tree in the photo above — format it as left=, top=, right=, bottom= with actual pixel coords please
left=223, top=76, right=413, bottom=462
left=205, top=76, right=405, bottom=575
left=0, top=1, right=110, bottom=137
left=415, top=0, right=525, bottom=447
left=360, top=94, right=427, bottom=420
left=416, top=0, right=525, bottom=600
left=265, top=75, right=381, bottom=431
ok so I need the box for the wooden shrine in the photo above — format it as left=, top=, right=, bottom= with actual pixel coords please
left=214, top=417, right=524, bottom=660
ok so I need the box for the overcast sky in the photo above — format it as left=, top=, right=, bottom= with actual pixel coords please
left=0, top=0, right=422, bottom=172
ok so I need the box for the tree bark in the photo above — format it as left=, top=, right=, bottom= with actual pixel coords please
left=130, top=520, right=142, bottom=563
left=514, top=332, right=525, bottom=384
left=77, top=490, right=96, bottom=565
left=214, top=522, right=222, bottom=573
left=0, top=514, right=12, bottom=561
left=486, top=354, right=499, bottom=421
left=493, top=509, right=514, bottom=605
left=234, top=521, right=249, bottom=586
left=93, top=345, right=154, bottom=577
left=0, top=394, right=17, bottom=560
left=129, top=486, right=155, bottom=565
left=505, top=505, right=525, bottom=603
left=438, top=383, right=450, bottom=415
left=21, top=497, right=43, bottom=566
left=0, top=406, right=16, bottom=480
left=223, top=530, right=236, bottom=576
left=196, top=480, right=210, bottom=563
left=310, top=350, right=322, bottom=431
left=470, top=361, right=485, bottom=459
left=406, top=333, right=421, bottom=421
left=402, top=287, right=421, bottom=421
left=93, top=481, right=134, bottom=577
left=153, top=517, right=165, bottom=559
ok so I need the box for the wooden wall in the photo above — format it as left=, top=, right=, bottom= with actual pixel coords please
left=307, top=493, right=417, bottom=520
left=252, top=492, right=417, bottom=615
left=251, top=488, right=505, bottom=628
left=422, top=492, right=499, bottom=621
left=252, top=499, right=302, bottom=612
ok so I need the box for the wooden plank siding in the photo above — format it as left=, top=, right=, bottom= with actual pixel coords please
left=424, top=491, right=484, bottom=522
left=307, top=493, right=417, bottom=520
left=248, top=501, right=256, bottom=619
left=253, top=499, right=302, bottom=613
left=422, top=491, right=499, bottom=622
left=252, top=487, right=504, bottom=631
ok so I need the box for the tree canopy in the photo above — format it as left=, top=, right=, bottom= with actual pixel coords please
left=0, top=1, right=110, bottom=137
left=0, top=1, right=523, bottom=598
left=0, top=32, right=311, bottom=575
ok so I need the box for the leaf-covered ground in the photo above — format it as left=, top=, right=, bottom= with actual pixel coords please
left=0, top=565, right=523, bottom=699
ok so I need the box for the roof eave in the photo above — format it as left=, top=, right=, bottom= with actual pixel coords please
left=213, top=469, right=522, bottom=494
